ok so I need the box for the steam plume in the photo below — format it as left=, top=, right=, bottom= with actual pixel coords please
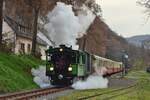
left=72, top=59, right=108, bottom=90
left=31, top=66, right=52, bottom=88
left=44, top=2, right=95, bottom=49
left=72, top=75, right=108, bottom=90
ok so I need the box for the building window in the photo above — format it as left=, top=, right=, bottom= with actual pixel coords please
left=27, top=44, right=31, bottom=52
left=20, top=43, right=25, bottom=53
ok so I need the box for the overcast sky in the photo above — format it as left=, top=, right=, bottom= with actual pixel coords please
left=96, top=0, right=150, bottom=37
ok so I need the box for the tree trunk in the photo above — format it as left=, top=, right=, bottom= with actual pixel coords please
left=31, top=9, right=39, bottom=56
left=0, top=0, right=3, bottom=47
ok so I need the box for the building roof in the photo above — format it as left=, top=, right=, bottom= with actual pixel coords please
left=4, top=16, right=47, bottom=46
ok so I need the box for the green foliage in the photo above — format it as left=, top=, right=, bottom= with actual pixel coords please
left=0, top=52, right=43, bottom=93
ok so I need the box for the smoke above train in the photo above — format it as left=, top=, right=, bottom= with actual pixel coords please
left=43, top=2, right=95, bottom=49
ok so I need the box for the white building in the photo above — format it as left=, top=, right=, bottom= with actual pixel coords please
left=2, top=16, right=48, bottom=60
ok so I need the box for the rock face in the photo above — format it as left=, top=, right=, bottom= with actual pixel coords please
left=126, top=35, right=150, bottom=49
left=78, top=17, right=108, bottom=57
left=78, top=16, right=128, bottom=60
left=106, top=30, right=128, bottom=61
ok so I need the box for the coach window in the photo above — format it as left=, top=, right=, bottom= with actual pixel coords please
left=99, top=60, right=102, bottom=67
left=72, top=53, right=77, bottom=64
left=101, top=61, right=104, bottom=67
left=77, top=53, right=80, bottom=63
left=79, top=55, right=83, bottom=64
left=79, top=54, right=84, bottom=64
left=86, top=54, right=91, bottom=72
left=82, top=55, right=86, bottom=64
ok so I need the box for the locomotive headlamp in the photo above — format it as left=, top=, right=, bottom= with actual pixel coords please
left=59, top=48, right=63, bottom=52
left=50, top=67, right=54, bottom=71
left=68, top=67, right=72, bottom=71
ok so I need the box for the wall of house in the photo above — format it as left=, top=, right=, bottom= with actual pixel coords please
left=15, top=36, right=47, bottom=60
left=15, top=36, right=32, bottom=54
left=3, top=20, right=47, bottom=60
left=2, top=20, right=14, bottom=34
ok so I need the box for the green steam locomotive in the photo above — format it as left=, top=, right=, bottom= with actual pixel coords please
left=46, top=45, right=124, bottom=85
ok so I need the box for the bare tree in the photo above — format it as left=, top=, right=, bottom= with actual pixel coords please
left=85, top=0, right=102, bottom=16
left=137, top=0, right=150, bottom=19
left=21, top=0, right=102, bottom=56
left=58, top=0, right=102, bottom=16
left=0, top=0, right=3, bottom=47
left=24, top=0, right=43, bottom=56
left=137, top=0, right=150, bottom=8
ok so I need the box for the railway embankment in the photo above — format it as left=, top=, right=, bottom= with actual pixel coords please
left=0, top=52, right=44, bottom=94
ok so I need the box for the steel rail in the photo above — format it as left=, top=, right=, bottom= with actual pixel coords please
left=78, top=84, right=137, bottom=100
left=0, top=87, right=70, bottom=100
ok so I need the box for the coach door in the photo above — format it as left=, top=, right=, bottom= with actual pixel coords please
left=85, top=53, right=91, bottom=74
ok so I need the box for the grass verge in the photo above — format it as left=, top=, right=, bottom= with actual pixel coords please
left=57, top=70, right=150, bottom=100
left=0, top=52, right=44, bottom=93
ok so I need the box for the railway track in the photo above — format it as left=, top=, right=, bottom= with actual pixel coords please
left=0, top=87, right=70, bottom=100
left=78, top=84, right=137, bottom=100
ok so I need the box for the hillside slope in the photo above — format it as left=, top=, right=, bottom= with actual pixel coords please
left=126, top=35, right=150, bottom=47
left=78, top=16, right=128, bottom=61
left=106, top=30, right=128, bottom=61
left=78, top=17, right=108, bottom=57
left=0, top=52, right=43, bottom=93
